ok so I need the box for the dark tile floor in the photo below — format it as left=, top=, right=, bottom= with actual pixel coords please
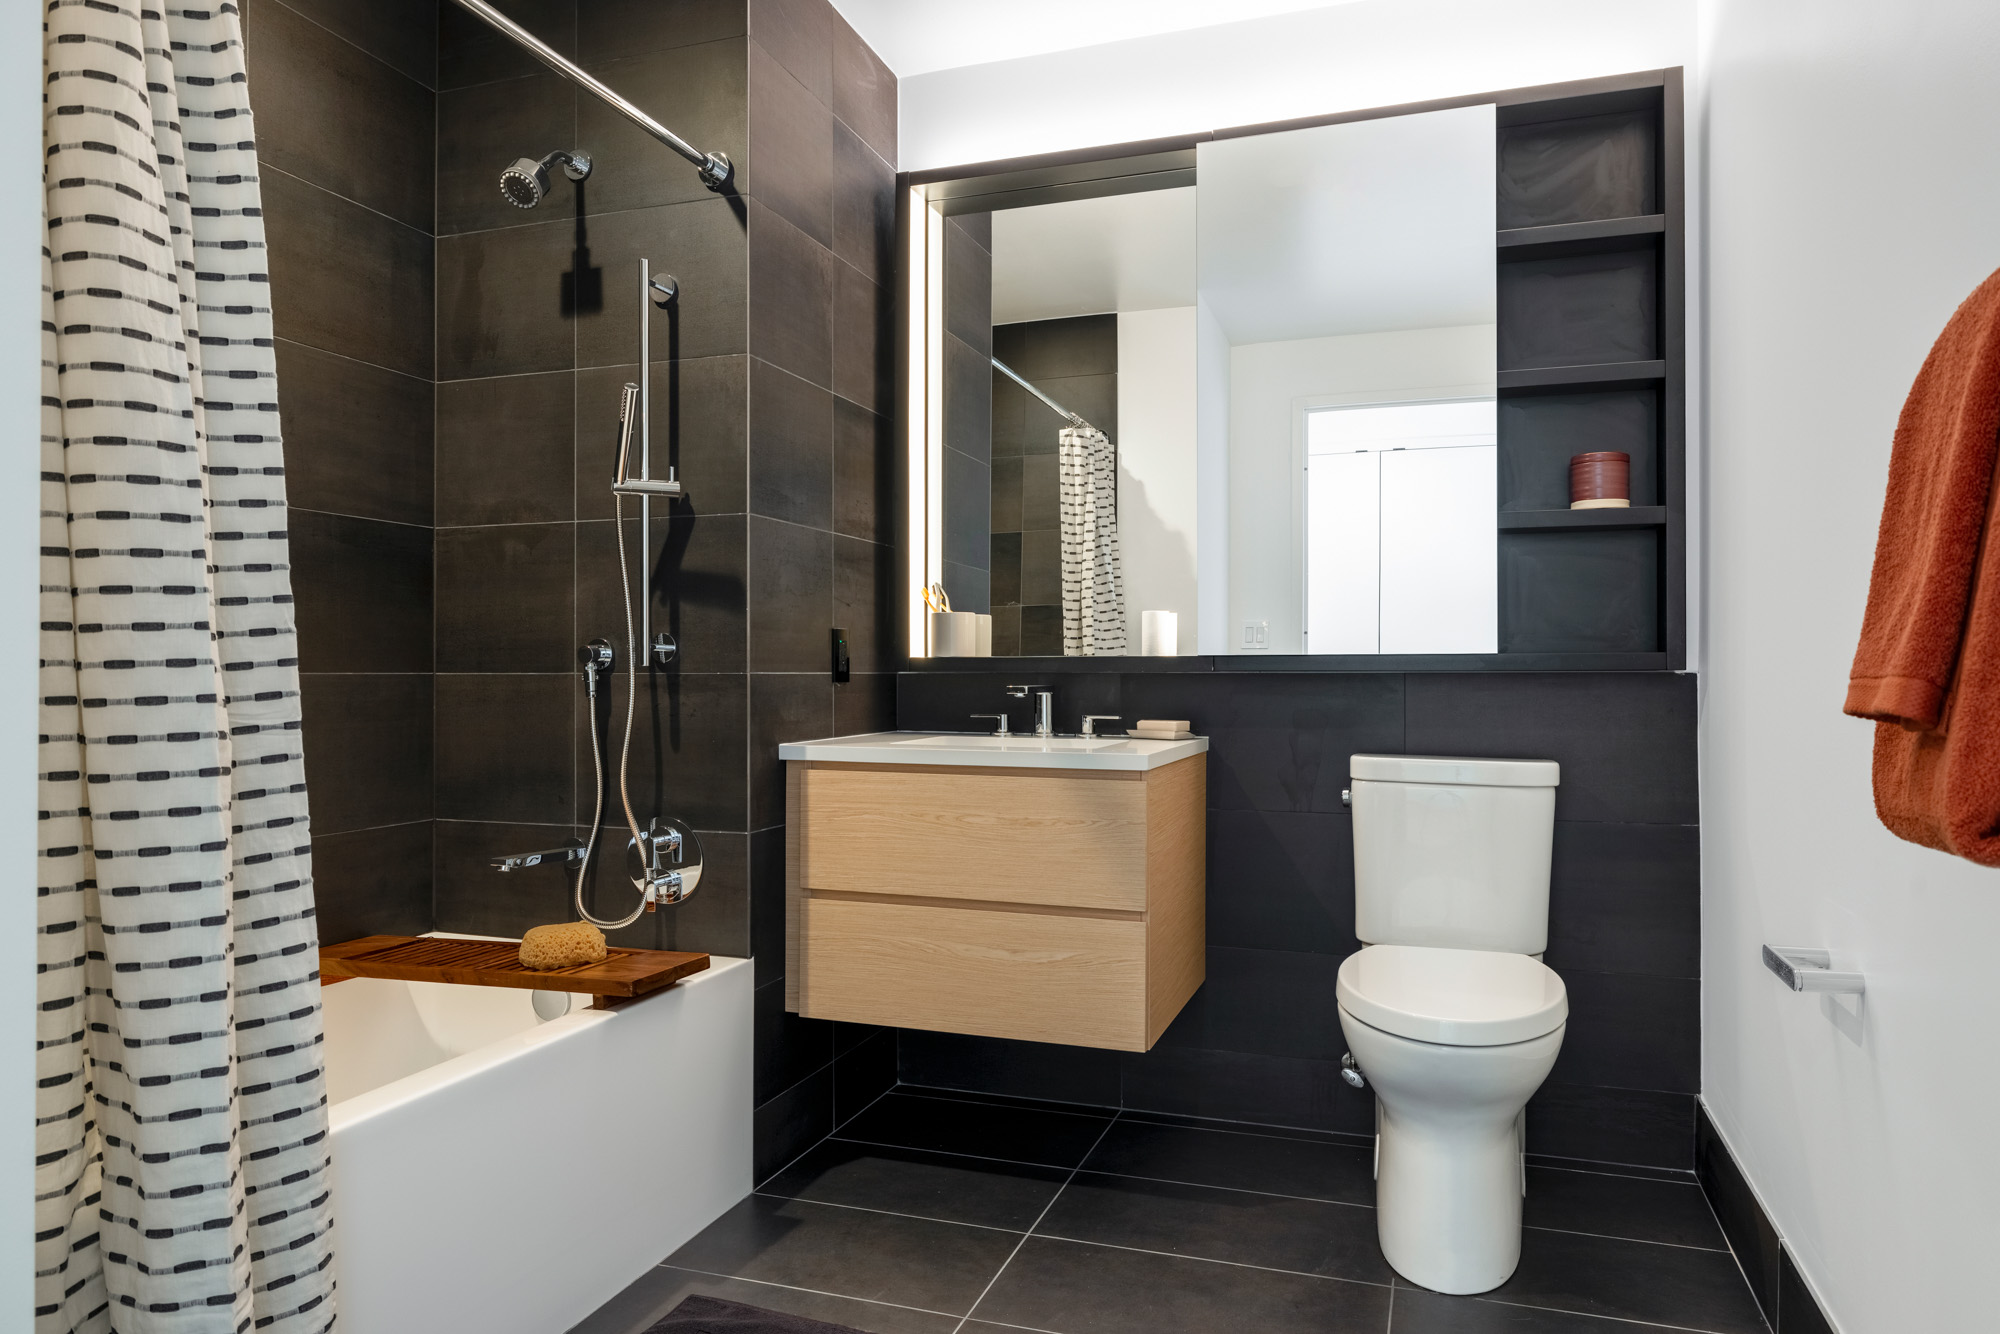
left=572, top=1087, right=1769, bottom=1334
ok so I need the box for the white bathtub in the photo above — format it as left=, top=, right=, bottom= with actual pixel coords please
left=323, top=952, right=753, bottom=1334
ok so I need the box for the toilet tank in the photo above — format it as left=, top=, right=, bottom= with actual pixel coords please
left=1350, top=755, right=1559, bottom=954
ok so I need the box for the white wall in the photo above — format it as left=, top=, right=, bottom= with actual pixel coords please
left=1225, top=324, right=1495, bottom=652
left=4, top=0, right=46, bottom=1311
left=1117, top=308, right=1200, bottom=653
left=1698, top=0, right=2000, bottom=1329
left=1195, top=299, right=1232, bottom=654
left=899, top=0, right=1693, bottom=171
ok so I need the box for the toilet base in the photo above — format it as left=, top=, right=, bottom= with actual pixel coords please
left=1339, top=1007, right=1565, bottom=1295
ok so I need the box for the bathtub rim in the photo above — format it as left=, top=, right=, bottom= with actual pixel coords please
left=326, top=949, right=748, bottom=1134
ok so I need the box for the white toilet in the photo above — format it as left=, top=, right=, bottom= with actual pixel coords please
left=1336, top=754, right=1568, bottom=1296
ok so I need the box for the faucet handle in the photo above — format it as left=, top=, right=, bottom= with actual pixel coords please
left=1080, top=714, right=1122, bottom=737
left=1004, top=684, right=1047, bottom=699
left=969, top=713, right=1010, bottom=736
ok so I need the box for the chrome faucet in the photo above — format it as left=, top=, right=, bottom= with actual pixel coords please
left=1081, top=714, right=1121, bottom=737
left=1006, top=685, right=1054, bottom=737
left=969, top=712, right=1011, bottom=736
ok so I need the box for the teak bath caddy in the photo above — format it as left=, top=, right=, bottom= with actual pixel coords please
left=320, top=935, right=709, bottom=1009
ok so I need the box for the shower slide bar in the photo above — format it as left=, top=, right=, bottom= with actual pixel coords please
left=447, top=0, right=733, bottom=192
left=992, top=355, right=1099, bottom=433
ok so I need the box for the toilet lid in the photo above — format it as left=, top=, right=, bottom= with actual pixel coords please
left=1337, top=945, right=1567, bottom=1047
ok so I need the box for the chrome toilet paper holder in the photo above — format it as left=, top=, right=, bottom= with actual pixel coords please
left=1761, top=945, right=1865, bottom=995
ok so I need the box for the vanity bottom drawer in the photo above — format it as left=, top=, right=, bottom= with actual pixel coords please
left=798, top=897, right=1148, bottom=1052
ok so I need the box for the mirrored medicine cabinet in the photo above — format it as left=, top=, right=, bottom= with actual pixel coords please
left=902, top=69, right=1684, bottom=668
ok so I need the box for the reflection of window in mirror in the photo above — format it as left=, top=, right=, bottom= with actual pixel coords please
left=1304, top=400, right=1498, bottom=655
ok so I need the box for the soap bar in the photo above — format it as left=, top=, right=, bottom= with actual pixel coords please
left=1133, top=719, right=1190, bottom=731
left=519, top=921, right=608, bottom=970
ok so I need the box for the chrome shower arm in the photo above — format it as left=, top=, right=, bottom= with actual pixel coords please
left=447, top=0, right=733, bottom=191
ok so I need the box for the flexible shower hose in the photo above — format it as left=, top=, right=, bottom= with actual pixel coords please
left=572, top=492, right=651, bottom=931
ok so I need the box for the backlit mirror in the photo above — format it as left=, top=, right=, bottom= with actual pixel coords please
left=910, top=103, right=1497, bottom=657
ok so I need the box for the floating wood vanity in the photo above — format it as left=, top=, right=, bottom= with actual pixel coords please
left=780, top=733, right=1207, bottom=1051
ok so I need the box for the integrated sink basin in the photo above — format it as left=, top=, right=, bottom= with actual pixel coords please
left=777, top=730, right=1207, bottom=770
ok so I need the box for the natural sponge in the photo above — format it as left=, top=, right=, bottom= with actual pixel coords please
left=518, top=921, right=607, bottom=970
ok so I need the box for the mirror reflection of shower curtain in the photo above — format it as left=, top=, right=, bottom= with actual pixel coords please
left=1059, top=426, right=1128, bottom=655
left=37, top=5, right=335, bottom=1329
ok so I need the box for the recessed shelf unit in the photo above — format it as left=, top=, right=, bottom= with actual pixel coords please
left=1495, top=72, right=1684, bottom=665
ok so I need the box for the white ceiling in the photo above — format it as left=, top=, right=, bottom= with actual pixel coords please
left=828, top=0, right=1363, bottom=76
left=1197, top=104, right=1497, bottom=345
left=990, top=188, right=1196, bottom=325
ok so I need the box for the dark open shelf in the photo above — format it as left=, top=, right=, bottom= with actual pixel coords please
left=1500, top=360, right=1668, bottom=393
left=1498, top=214, right=1666, bottom=259
left=1499, top=506, right=1668, bottom=531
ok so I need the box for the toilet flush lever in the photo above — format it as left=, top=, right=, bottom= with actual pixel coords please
left=1762, top=945, right=1865, bottom=995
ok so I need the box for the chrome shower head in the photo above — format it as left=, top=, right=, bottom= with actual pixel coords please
left=500, top=149, right=592, bottom=209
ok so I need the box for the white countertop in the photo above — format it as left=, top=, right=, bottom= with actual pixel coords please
left=777, top=731, right=1209, bottom=772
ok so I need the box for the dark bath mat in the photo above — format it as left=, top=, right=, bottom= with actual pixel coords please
left=641, top=1294, right=870, bottom=1334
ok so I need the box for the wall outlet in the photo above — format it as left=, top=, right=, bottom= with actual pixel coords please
left=1241, top=620, right=1269, bottom=650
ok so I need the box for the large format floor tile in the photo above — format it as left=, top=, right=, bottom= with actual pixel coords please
left=1390, top=1286, right=1726, bottom=1333
left=664, top=1195, right=1020, bottom=1317
left=1037, top=1171, right=1393, bottom=1285
left=580, top=1092, right=1770, bottom=1334
left=570, top=1265, right=961, bottom=1334
left=760, top=1139, right=1070, bottom=1232
left=1080, top=1114, right=1376, bottom=1205
left=969, top=1235, right=1393, bottom=1334
left=1490, top=1225, right=1769, bottom=1333
left=835, top=1090, right=1115, bottom=1168
left=1523, top=1165, right=1728, bottom=1250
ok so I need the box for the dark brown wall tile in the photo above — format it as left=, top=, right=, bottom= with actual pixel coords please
left=250, top=0, right=437, bottom=231
left=301, top=673, right=434, bottom=834
left=435, top=523, right=577, bottom=671
left=436, top=372, right=576, bottom=525
left=834, top=671, right=895, bottom=737
left=432, top=817, right=578, bottom=936
left=266, top=169, right=434, bottom=378
left=747, top=0, right=831, bottom=103
left=435, top=673, right=575, bottom=821
left=749, top=358, right=832, bottom=528
left=656, top=828, right=749, bottom=957
left=747, top=40, right=831, bottom=247
left=436, top=71, right=577, bottom=237
left=574, top=671, right=749, bottom=830
left=577, top=0, right=746, bottom=63
left=314, top=821, right=434, bottom=944
left=576, top=513, right=747, bottom=673
left=831, top=122, right=894, bottom=285
left=749, top=516, right=832, bottom=673
left=440, top=0, right=575, bottom=91
left=833, top=535, right=889, bottom=674
left=291, top=510, right=433, bottom=672
left=831, top=397, right=892, bottom=546
left=830, top=15, right=894, bottom=168
left=437, top=217, right=579, bottom=379
left=749, top=671, right=832, bottom=829
left=582, top=40, right=749, bottom=214
left=260, top=0, right=438, bottom=89
left=576, top=356, right=748, bottom=520
left=832, top=260, right=888, bottom=412
left=747, top=199, right=834, bottom=386
left=576, top=198, right=750, bottom=367
left=278, top=340, right=434, bottom=527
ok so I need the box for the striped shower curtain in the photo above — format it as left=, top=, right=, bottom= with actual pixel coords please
left=1058, top=425, right=1127, bottom=655
left=37, top=3, right=335, bottom=1330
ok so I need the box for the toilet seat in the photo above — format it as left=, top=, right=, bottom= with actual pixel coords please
left=1337, top=944, right=1566, bottom=1047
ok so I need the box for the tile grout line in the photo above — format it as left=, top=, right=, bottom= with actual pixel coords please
left=645, top=1265, right=965, bottom=1328
left=1467, top=1294, right=1752, bottom=1334
left=949, top=1110, right=1124, bottom=1334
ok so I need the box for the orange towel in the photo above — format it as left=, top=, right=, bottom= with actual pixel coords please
left=1846, top=267, right=2000, bottom=863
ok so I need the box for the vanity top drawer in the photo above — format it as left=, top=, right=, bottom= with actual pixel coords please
left=799, top=764, right=1148, bottom=912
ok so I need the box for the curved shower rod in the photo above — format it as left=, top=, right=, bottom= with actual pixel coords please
left=447, top=0, right=733, bottom=192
